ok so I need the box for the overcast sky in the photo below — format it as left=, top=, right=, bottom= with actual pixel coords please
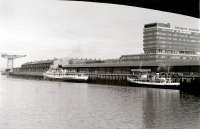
left=0, top=0, right=199, bottom=68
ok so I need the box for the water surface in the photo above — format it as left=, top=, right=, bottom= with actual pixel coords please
left=0, top=75, right=200, bottom=129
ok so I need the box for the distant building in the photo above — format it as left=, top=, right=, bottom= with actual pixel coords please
left=52, top=58, right=104, bottom=67
left=120, top=23, right=200, bottom=66
left=20, top=59, right=54, bottom=72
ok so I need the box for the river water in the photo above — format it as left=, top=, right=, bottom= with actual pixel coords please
left=0, top=75, right=200, bottom=129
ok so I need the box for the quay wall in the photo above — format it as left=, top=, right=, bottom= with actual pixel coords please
left=9, top=65, right=197, bottom=86
left=9, top=71, right=43, bottom=79
left=9, top=71, right=130, bottom=86
left=9, top=62, right=200, bottom=93
left=88, top=73, right=129, bottom=86
left=180, top=77, right=200, bottom=95
left=9, top=69, right=200, bottom=94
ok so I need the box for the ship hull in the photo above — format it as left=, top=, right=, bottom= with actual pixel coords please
left=43, top=73, right=88, bottom=83
left=127, top=77, right=180, bottom=89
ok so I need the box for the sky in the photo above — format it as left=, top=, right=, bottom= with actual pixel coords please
left=0, top=0, right=199, bottom=68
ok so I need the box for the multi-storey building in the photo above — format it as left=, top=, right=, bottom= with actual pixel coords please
left=143, top=23, right=200, bottom=55
left=120, top=23, right=200, bottom=66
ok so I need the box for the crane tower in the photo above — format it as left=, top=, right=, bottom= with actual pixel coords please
left=1, top=54, right=26, bottom=71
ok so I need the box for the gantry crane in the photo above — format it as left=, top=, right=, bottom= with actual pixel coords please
left=1, top=53, right=26, bottom=71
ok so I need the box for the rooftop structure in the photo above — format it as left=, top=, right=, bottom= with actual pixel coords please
left=22, top=59, right=54, bottom=65
left=20, top=59, right=55, bottom=72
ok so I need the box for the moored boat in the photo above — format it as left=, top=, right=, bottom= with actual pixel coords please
left=43, top=68, right=88, bottom=82
left=127, top=69, right=180, bottom=89
left=127, top=77, right=180, bottom=88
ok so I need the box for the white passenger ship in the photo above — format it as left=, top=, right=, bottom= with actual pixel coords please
left=127, top=69, right=180, bottom=88
left=43, top=68, right=89, bottom=82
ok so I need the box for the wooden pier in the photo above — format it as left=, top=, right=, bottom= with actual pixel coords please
left=88, top=73, right=129, bottom=86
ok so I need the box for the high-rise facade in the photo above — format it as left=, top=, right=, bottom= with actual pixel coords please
left=143, top=23, right=200, bottom=55
left=120, top=23, right=200, bottom=65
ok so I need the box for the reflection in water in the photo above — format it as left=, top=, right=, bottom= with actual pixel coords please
left=142, top=88, right=200, bottom=129
left=0, top=76, right=200, bottom=129
left=143, top=89, right=179, bottom=129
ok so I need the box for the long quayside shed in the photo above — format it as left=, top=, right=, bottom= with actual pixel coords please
left=11, top=59, right=55, bottom=78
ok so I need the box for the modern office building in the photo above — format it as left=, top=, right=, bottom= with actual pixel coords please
left=120, top=23, right=200, bottom=66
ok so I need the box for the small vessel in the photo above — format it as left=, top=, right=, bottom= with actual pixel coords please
left=43, top=68, right=89, bottom=82
left=127, top=69, right=180, bottom=89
